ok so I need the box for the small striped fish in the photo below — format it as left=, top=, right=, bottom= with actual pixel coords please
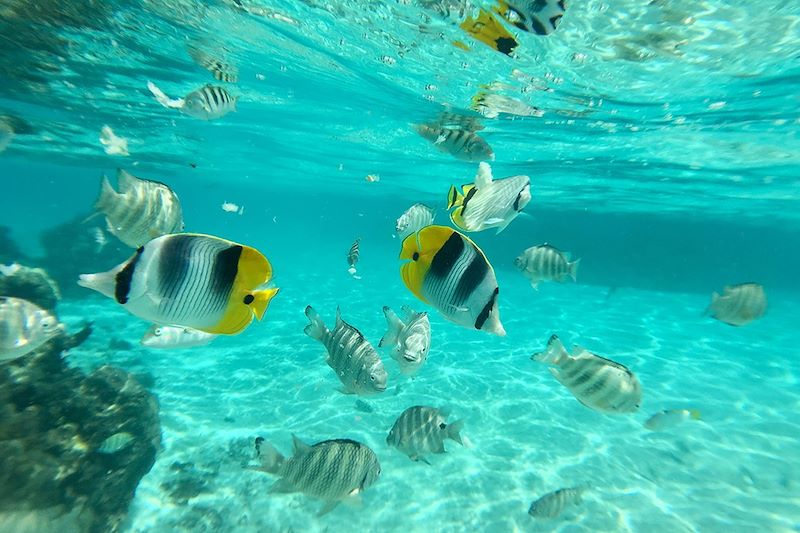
left=707, top=282, right=766, bottom=326
left=254, top=435, right=381, bottom=516
left=0, top=297, right=62, bottom=362
left=188, top=46, right=239, bottom=83
left=495, top=0, right=567, bottom=36
left=182, top=84, right=237, bottom=120
left=514, top=244, right=579, bottom=289
left=528, top=487, right=585, bottom=519
left=303, top=306, right=387, bottom=395
left=78, top=233, right=279, bottom=335
left=400, top=225, right=505, bottom=336
left=644, top=409, right=701, bottom=431
left=346, top=238, right=360, bottom=277
left=379, top=306, right=431, bottom=376
left=95, top=168, right=184, bottom=248
left=413, top=123, right=494, bottom=162
left=532, top=335, right=642, bottom=413
left=395, top=203, right=435, bottom=241
left=447, top=162, right=530, bottom=233
left=97, top=432, right=134, bottom=454
left=386, top=406, right=463, bottom=463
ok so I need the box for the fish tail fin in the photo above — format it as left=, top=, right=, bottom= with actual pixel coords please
left=689, top=409, right=702, bottom=420
left=569, top=258, right=580, bottom=282
left=95, top=174, right=117, bottom=212
left=77, top=268, right=121, bottom=300
left=303, top=305, right=327, bottom=341
left=532, top=334, right=567, bottom=365
left=256, top=440, right=284, bottom=474
left=147, top=80, right=185, bottom=109
left=447, top=419, right=465, bottom=445
left=379, top=306, right=403, bottom=347
left=447, top=185, right=464, bottom=209
left=250, top=288, right=279, bottom=321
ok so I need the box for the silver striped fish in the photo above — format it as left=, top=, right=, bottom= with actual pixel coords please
left=395, top=203, right=435, bottom=241
left=182, top=84, right=237, bottom=120
left=707, top=282, right=766, bottom=326
left=97, top=432, right=134, bottom=454
left=496, top=0, right=567, bottom=36
left=0, top=297, right=63, bottom=362
left=379, top=305, right=431, bottom=376
left=95, top=168, right=184, bottom=248
left=78, top=233, right=279, bottom=335
left=140, top=324, right=217, bottom=349
left=188, top=46, right=239, bottom=83
left=386, top=406, right=464, bottom=463
left=528, top=487, right=585, bottom=519
left=514, top=244, right=579, bottom=289
left=303, top=306, right=387, bottom=395
left=532, top=335, right=642, bottom=413
left=346, top=238, right=360, bottom=277
left=254, top=435, right=381, bottom=516
left=413, top=123, right=494, bottom=162
left=447, top=162, right=530, bottom=233
left=400, top=225, right=505, bottom=336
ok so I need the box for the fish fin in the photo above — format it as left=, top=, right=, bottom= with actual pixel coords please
left=291, top=434, right=312, bottom=456
left=484, top=217, right=506, bottom=226
left=530, top=281, right=539, bottom=290
left=446, top=419, right=465, bottom=445
left=532, top=334, right=568, bottom=365
left=689, top=409, right=702, bottom=420
left=94, top=174, right=118, bottom=212
left=337, top=387, right=356, bottom=395
left=147, top=80, right=185, bottom=109
left=237, top=245, right=272, bottom=289
left=303, top=305, right=327, bottom=341
left=256, top=440, right=284, bottom=474
left=379, top=306, right=404, bottom=348
left=449, top=208, right=467, bottom=231
left=447, top=185, right=464, bottom=209
left=474, top=161, right=494, bottom=188
left=249, top=288, right=279, bottom=321
left=569, top=259, right=580, bottom=282
left=116, top=168, right=140, bottom=192
left=78, top=267, right=124, bottom=300
left=317, top=501, right=340, bottom=516
left=269, top=478, right=296, bottom=494
left=420, top=456, right=432, bottom=466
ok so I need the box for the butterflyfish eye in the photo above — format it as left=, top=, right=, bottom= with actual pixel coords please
left=412, top=252, right=419, bottom=261
left=243, top=294, right=254, bottom=304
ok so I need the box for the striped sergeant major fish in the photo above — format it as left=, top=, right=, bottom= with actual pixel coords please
left=94, top=168, right=184, bottom=248
left=0, top=297, right=63, bottom=363
left=395, top=203, right=435, bottom=241
left=188, top=45, right=239, bottom=83
left=303, top=306, right=388, bottom=395
left=147, top=81, right=237, bottom=120
left=532, top=335, right=642, bottom=413
left=347, top=238, right=360, bottom=278
left=386, top=406, right=464, bottom=464
left=447, top=162, right=530, bottom=234
left=413, top=123, right=494, bottom=162
left=399, top=225, right=505, bottom=336
left=514, top=244, right=579, bottom=289
left=379, top=305, right=431, bottom=376
left=78, top=233, right=279, bottom=335
left=495, top=0, right=567, bottom=36
left=252, top=435, right=381, bottom=516
left=528, top=486, right=586, bottom=519
left=644, top=408, right=701, bottom=431
left=706, top=282, right=766, bottom=326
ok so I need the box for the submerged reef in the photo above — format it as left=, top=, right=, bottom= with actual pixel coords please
left=0, top=329, right=161, bottom=533
left=0, top=263, right=61, bottom=311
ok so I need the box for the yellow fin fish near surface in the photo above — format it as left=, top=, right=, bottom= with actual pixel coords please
left=399, top=225, right=504, bottom=336
left=78, top=233, right=278, bottom=335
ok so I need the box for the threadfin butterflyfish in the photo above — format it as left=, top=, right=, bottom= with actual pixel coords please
left=399, top=225, right=505, bottom=336
left=78, top=233, right=278, bottom=335
left=459, top=8, right=519, bottom=56
left=494, top=0, right=567, bottom=36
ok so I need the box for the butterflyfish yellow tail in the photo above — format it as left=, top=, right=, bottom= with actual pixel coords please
left=689, top=409, right=702, bottom=420
left=447, top=185, right=463, bottom=210
left=250, top=287, right=279, bottom=321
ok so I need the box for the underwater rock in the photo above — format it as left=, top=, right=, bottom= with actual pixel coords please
left=0, top=225, right=26, bottom=264
left=0, top=330, right=161, bottom=533
left=38, top=213, right=130, bottom=298
left=162, top=460, right=219, bottom=504
left=0, top=263, right=61, bottom=311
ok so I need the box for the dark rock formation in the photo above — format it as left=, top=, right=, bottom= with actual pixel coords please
left=0, top=329, right=161, bottom=533
left=0, top=264, right=61, bottom=311
left=0, top=225, right=25, bottom=264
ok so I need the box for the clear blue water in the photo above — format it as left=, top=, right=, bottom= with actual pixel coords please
left=1, top=0, right=799, bottom=531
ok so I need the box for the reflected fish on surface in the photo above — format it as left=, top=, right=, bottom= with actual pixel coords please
left=379, top=305, right=431, bottom=376
left=514, top=244, right=579, bottom=289
left=447, top=162, right=531, bottom=233
left=532, top=335, right=642, bottom=413
left=495, top=0, right=567, bottom=36
left=78, top=233, right=279, bottom=335
left=413, top=123, right=494, bottom=162
left=97, top=432, right=134, bottom=454
left=0, top=117, right=15, bottom=153
left=459, top=8, right=519, bottom=56
left=188, top=45, right=239, bottom=83
left=94, top=168, right=184, bottom=248
left=471, top=91, right=544, bottom=119
left=395, top=203, right=435, bottom=241
left=0, top=297, right=63, bottom=363
left=400, top=225, right=505, bottom=336
left=98, top=125, right=128, bottom=156
left=528, top=487, right=585, bottom=519
left=147, top=81, right=237, bottom=120
left=706, top=282, right=766, bottom=326
left=253, top=435, right=381, bottom=516
left=386, top=406, right=463, bottom=463
left=644, top=409, right=701, bottom=431
left=303, top=306, right=388, bottom=395
left=140, top=325, right=217, bottom=349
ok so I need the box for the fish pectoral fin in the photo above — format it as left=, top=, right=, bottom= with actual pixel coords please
left=317, top=501, right=340, bottom=516
left=337, top=387, right=356, bottom=395
left=269, top=478, right=296, bottom=494
left=483, top=217, right=506, bottom=226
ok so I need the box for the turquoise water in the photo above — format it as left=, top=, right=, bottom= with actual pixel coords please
left=1, top=0, right=799, bottom=532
